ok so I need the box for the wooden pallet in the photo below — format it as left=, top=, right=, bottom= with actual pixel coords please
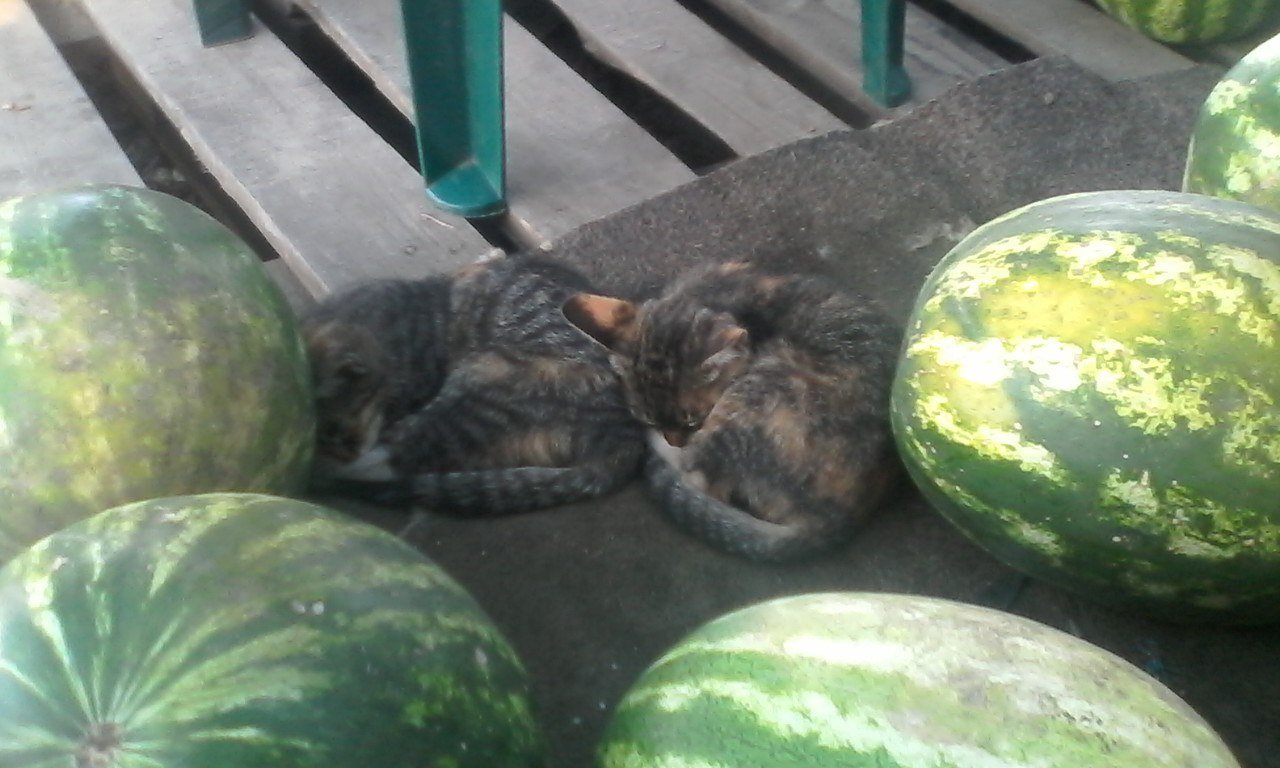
left=0, top=0, right=139, bottom=194
left=9, top=0, right=1240, bottom=296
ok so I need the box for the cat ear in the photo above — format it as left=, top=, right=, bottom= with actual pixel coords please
left=701, top=324, right=750, bottom=380
left=313, top=353, right=371, bottom=398
left=563, top=293, right=638, bottom=351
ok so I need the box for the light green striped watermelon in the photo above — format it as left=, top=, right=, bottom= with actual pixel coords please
left=600, top=592, right=1239, bottom=768
left=1185, top=32, right=1280, bottom=211
left=1093, top=0, right=1280, bottom=44
left=0, top=185, right=314, bottom=563
left=891, top=189, right=1280, bottom=623
left=0, top=493, right=545, bottom=766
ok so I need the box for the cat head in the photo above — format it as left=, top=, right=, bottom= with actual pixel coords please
left=564, top=293, right=750, bottom=446
left=302, top=320, right=392, bottom=464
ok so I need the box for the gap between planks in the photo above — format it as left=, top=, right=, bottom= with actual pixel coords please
left=940, top=0, right=1195, bottom=81
left=692, top=0, right=1010, bottom=118
left=540, top=0, right=846, bottom=156
left=295, top=0, right=697, bottom=250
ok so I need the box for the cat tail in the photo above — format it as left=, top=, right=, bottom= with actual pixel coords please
left=644, top=453, right=852, bottom=563
left=320, top=451, right=643, bottom=514
left=409, top=456, right=642, bottom=513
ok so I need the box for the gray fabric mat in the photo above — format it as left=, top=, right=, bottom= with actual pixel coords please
left=320, top=56, right=1277, bottom=768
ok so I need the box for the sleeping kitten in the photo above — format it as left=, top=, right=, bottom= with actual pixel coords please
left=302, top=254, right=646, bottom=513
left=563, top=261, right=899, bottom=561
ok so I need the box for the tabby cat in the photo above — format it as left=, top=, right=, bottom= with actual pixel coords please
left=563, top=261, right=899, bottom=561
left=302, top=254, right=645, bottom=513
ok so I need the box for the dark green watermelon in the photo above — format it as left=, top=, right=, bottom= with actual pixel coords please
left=1185, top=32, right=1280, bottom=211
left=1093, top=0, right=1280, bottom=44
left=891, top=189, right=1280, bottom=623
left=0, top=493, right=545, bottom=766
left=0, top=185, right=314, bottom=562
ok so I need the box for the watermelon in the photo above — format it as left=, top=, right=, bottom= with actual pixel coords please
left=1185, top=32, right=1280, bottom=211
left=0, top=492, right=545, bottom=766
left=600, top=592, right=1239, bottom=768
left=0, top=185, right=314, bottom=563
left=891, top=189, right=1280, bottom=623
left=1092, top=0, right=1280, bottom=44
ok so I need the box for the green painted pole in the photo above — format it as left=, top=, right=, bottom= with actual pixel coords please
left=192, top=0, right=253, bottom=47
left=860, top=0, right=911, bottom=108
left=400, top=0, right=506, bottom=217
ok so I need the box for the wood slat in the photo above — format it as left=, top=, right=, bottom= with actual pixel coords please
left=546, top=0, right=846, bottom=155
left=695, top=0, right=1009, bottom=117
left=943, top=0, right=1194, bottom=81
left=60, top=0, right=496, bottom=298
left=0, top=0, right=140, bottom=197
left=296, top=0, right=697, bottom=248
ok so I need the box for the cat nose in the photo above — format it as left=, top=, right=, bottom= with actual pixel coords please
left=662, top=429, right=688, bottom=448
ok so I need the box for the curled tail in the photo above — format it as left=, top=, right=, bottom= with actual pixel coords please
left=644, top=453, right=853, bottom=563
left=320, top=450, right=643, bottom=515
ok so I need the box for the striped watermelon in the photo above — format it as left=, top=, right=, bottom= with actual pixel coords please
left=1185, top=32, right=1280, bottom=211
left=600, top=593, right=1239, bottom=768
left=1093, top=0, right=1280, bottom=44
left=0, top=185, right=314, bottom=563
left=891, top=189, right=1280, bottom=623
left=0, top=493, right=545, bottom=766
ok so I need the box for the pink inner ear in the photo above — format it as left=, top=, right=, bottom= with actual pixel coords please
left=720, top=326, right=748, bottom=348
left=563, top=293, right=637, bottom=349
left=702, top=325, right=751, bottom=374
left=709, top=323, right=749, bottom=358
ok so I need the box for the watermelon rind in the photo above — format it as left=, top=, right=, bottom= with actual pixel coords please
left=600, top=592, right=1239, bottom=768
left=891, top=189, right=1280, bottom=623
left=1185, top=32, right=1280, bottom=213
left=0, top=492, right=545, bottom=767
left=0, top=185, right=315, bottom=562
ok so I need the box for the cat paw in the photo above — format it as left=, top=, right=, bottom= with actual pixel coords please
left=331, top=444, right=397, bottom=481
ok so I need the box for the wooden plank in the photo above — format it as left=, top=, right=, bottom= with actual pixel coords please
left=942, top=0, right=1194, bottom=81
left=547, top=0, right=845, bottom=155
left=695, top=0, right=1009, bottom=117
left=0, top=0, right=140, bottom=197
left=297, top=0, right=697, bottom=248
left=58, top=0, right=496, bottom=298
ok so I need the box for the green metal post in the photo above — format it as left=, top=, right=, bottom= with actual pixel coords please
left=861, top=0, right=911, bottom=108
left=400, top=0, right=506, bottom=217
left=192, top=0, right=253, bottom=47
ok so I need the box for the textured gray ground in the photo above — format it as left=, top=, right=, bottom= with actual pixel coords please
left=322, top=57, right=1278, bottom=768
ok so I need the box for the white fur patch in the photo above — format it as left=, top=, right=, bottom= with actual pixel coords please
left=330, top=444, right=397, bottom=481
left=648, top=430, right=685, bottom=468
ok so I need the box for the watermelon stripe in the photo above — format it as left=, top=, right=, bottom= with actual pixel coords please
left=0, top=494, right=543, bottom=766
left=1170, top=0, right=1198, bottom=41
left=1186, top=33, right=1280, bottom=212
left=1095, top=0, right=1279, bottom=43
left=893, top=190, right=1280, bottom=621
left=0, top=187, right=316, bottom=564
left=0, top=661, right=82, bottom=737
left=602, top=594, right=1239, bottom=768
